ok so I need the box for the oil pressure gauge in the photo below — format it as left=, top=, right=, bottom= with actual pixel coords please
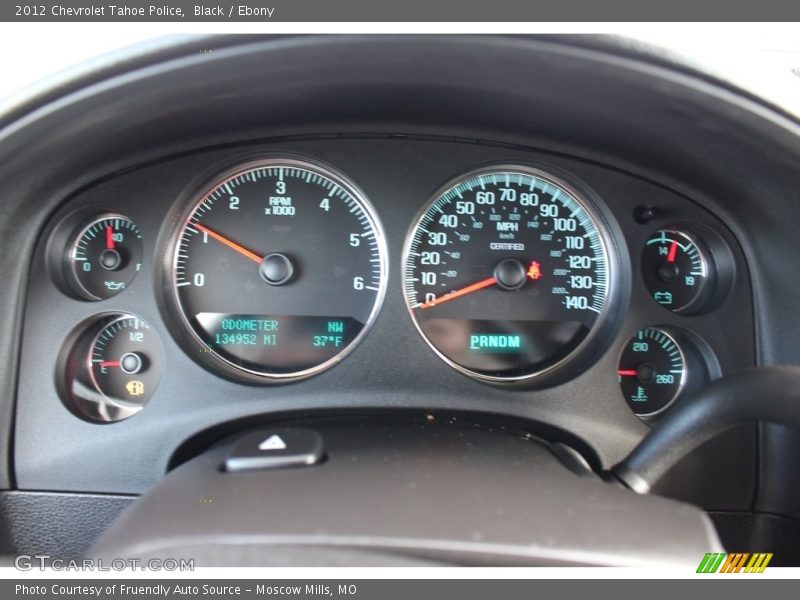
left=60, top=213, right=143, bottom=301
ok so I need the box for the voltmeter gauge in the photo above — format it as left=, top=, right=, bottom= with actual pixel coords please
left=64, top=213, right=143, bottom=301
left=60, top=313, right=162, bottom=422
left=641, top=228, right=713, bottom=314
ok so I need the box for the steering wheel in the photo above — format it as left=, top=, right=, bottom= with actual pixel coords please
left=86, top=367, right=800, bottom=567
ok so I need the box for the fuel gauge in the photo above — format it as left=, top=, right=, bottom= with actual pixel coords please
left=61, top=313, right=162, bottom=422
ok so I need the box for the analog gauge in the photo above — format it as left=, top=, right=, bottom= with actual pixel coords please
left=617, top=327, right=686, bottom=417
left=402, top=164, right=623, bottom=383
left=64, top=213, right=143, bottom=300
left=641, top=228, right=713, bottom=314
left=162, top=157, right=388, bottom=382
left=60, top=313, right=162, bottom=422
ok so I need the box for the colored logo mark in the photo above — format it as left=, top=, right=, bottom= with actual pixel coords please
left=696, top=552, right=773, bottom=573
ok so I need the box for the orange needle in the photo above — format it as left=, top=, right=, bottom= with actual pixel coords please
left=667, top=240, right=679, bottom=263
left=420, top=276, right=497, bottom=309
left=193, top=223, right=263, bottom=264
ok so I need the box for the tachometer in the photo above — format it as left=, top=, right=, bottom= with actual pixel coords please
left=402, top=165, right=623, bottom=383
left=162, top=157, right=388, bottom=382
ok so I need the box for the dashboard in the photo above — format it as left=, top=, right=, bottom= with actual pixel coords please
left=17, top=135, right=754, bottom=494
left=2, top=34, right=800, bottom=565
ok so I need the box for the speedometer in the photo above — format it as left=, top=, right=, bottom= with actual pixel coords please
left=402, top=165, right=623, bottom=383
left=162, top=157, right=388, bottom=383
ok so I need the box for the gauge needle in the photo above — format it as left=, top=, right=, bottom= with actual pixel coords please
left=420, top=259, right=543, bottom=309
left=100, top=361, right=120, bottom=368
left=420, top=276, right=497, bottom=309
left=193, top=223, right=263, bottom=264
left=667, top=240, right=679, bottom=263
left=105, top=226, right=114, bottom=250
left=617, top=369, right=638, bottom=376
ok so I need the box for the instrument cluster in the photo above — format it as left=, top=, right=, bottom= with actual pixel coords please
left=36, top=143, right=743, bottom=428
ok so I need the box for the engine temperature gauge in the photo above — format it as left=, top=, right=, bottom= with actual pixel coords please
left=61, top=313, right=162, bottom=422
left=641, top=228, right=713, bottom=314
left=618, top=327, right=686, bottom=417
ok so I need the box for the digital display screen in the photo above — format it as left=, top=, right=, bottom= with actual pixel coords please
left=421, top=318, right=587, bottom=377
left=194, top=313, right=364, bottom=374
left=468, top=334, right=523, bottom=353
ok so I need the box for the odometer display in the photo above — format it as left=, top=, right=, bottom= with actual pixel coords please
left=165, top=157, right=387, bottom=382
left=403, top=165, right=617, bottom=382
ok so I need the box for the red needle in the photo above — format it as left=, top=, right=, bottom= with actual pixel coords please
left=105, top=226, right=114, bottom=250
left=193, top=223, right=263, bottom=264
left=100, top=361, right=120, bottom=368
left=667, top=240, right=678, bottom=263
left=420, top=276, right=497, bottom=309
left=617, top=369, right=638, bottom=376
